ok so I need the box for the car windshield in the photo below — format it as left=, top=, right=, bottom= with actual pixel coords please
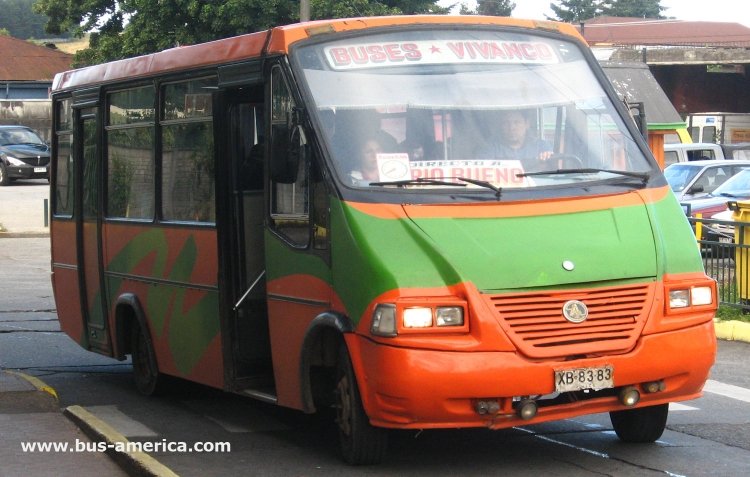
left=711, top=169, right=750, bottom=198
left=295, top=28, right=653, bottom=193
left=664, top=164, right=701, bottom=192
left=0, top=128, right=45, bottom=146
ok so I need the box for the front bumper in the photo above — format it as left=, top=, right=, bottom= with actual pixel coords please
left=347, top=320, right=715, bottom=430
left=7, top=164, right=49, bottom=180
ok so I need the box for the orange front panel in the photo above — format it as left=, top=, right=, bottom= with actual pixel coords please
left=347, top=321, right=715, bottom=429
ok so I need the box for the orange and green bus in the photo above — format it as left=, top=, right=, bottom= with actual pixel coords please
left=50, top=15, right=717, bottom=464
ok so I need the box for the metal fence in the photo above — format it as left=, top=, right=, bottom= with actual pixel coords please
left=689, top=214, right=750, bottom=311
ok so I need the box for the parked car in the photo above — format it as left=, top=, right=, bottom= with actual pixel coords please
left=720, top=142, right=750, bottom=160
left=664, top=159, right=750, bottom=201
left=0, top=125, right=50, bottom=186
left=663, top=142, right=724, bottom=167
left=682, top=168, right=750, bottom=218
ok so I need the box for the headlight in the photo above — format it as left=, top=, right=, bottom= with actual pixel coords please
left=370, top=300, right=467, bottom=337
left=403, top=307, right=432, bottom=328
left=668, top=286, right=714, bottom=309
left=691, top=286, right=713, bottom=306
left=668, top=289, right=690, bottom=308
left=436, top=306, right=464, bottom=326
left=6, top=156, right=25, bottom=166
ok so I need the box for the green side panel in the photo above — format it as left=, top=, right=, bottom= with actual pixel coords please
left=264, top=231, right=332, bottom=284
left=646, top=190, right=706, bottom=275
left=167, top=289, right=220, bottom=375
left=104, top=229, right=220, bottom=375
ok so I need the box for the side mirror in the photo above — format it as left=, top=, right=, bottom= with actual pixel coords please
left=270, top=124, right=308, bottom=183
left=689, top=184, right=705, bottom=194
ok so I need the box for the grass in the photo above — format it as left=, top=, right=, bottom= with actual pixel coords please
left=715, top=305, right=750, bottom=323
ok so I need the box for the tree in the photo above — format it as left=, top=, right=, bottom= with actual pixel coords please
left=479, top=0, right=516, bottom=16
left=34, top=0, right=449, bottom=67
left=0, top=0, right=60, bottom=39
left=549, top=0, right=601, bottom=23
left=600, top=0, right=664, bottom=19
left=459, top=0, right=515, bottom=16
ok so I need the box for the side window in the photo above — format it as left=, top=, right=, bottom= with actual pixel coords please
left=702, top=126, right=717, bottom=143
left=269, top=65, right=310, bottom=247
left=161, top=77, right=217, bottom=222
left=54, top=98, right=74, bottom=216
left=81, top=111, right=98, bottom=219
left=106, top=86, right=155, bottom=219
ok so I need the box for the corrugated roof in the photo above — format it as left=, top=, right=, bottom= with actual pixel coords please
left=0, top=35, right=73, bottom=81
left=600, top=61, right=684, bottom=128
left=581, top=17, right=750, bottom=48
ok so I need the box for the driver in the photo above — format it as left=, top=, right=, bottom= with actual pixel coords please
left=480, top=110, right=553, bottom=170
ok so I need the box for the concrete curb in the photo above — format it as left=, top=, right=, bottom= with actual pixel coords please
left=4, top=370, right=59, bottom=401
left=0, top=231, right=50, bottom=238
left=0, top=370, right=59, bottom=412
left=714, top=319, right=750, bottom=342
left=64, top=405, right=178, bottom=477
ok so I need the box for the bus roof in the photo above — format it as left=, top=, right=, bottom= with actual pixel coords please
left=52, top=15, right=583, bottom=93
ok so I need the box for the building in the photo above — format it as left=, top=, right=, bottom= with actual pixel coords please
left=579, top=17, right=750, bottom=116
left=0, top=34, right=73, bottom=138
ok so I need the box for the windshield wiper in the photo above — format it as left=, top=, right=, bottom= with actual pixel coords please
left=369, top=177, right=467, bottom=187
left=517, top=168, right=650, bottom=185
left=368, top=176, right=506, bottom=199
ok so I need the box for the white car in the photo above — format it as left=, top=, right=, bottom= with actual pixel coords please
left=664, top=159, right=750, bottom=202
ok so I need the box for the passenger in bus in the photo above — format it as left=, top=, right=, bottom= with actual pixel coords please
left=350, top=135, right=384, bottom=185
left=480, top=110, right=553, bottom=170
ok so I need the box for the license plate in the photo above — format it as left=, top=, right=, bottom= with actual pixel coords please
left=554, top=365, right=614, bottom=392
left=719, top=237, right=732, bottom=243
left=34, top=167, right=46, bottom=173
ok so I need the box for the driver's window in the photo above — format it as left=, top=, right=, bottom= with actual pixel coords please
left=269, top=65, right=309, bottom=247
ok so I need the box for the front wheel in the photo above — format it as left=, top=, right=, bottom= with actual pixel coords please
left=609, top=403, right=669, bottom=443
left=334, top=344, right=388, bottom=465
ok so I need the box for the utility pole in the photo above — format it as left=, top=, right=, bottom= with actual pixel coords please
left=301, top=0, right=310, bottom=22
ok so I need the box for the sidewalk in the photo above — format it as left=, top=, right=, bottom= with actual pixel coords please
left=0, top=181, right=50, bottom=237
left=0, top=370, right=180, bottom=477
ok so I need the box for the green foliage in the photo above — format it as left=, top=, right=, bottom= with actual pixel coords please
left=715, top=305, right=750, bottom=323
left=0, top=0, right=62, bottom=39
left=549, top=0, right=665, bottom=22
left=600, top=0, right=664, bottom=19
left=33, top=0, right=449, bottom=68
left=549, top=0, right=601, bottom=22
left=461, top=0, right=515, bottom=16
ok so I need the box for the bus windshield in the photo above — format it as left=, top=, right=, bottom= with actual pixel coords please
left=295, top=28, right=653, bottom=192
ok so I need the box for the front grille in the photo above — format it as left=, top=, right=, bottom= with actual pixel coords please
left=20, top=156, right=49, bottom=166
left=484, top=283, right=654, bottom=358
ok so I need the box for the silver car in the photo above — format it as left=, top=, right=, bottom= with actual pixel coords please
left=664, top=159, right=750, bottom=202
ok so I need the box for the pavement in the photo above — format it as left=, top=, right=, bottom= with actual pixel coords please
left=1, top=180, right=749, bottom=476
left=0, top=180, right=50, bottom=238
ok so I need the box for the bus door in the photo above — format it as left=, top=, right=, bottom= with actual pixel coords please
left=75, top=104, right=110, bottom=353
left=217, top=77, right=274, bottom=390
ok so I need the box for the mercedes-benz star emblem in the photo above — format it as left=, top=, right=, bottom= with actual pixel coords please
left=562, top=300, right=588, bottom=323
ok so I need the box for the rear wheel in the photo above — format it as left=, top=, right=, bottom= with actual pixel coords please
left=334, top=344, right=388, bottom=465
left=609, top=403, right=669, bottom=443
left=131, top=320, right=163, bottom=396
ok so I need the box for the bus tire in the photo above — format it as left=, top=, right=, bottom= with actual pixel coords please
left=131, top=320, right=163, bottom=396
left=335, top=344, right=387, bottom=465
left=609, top=403, right=669, bottom=443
